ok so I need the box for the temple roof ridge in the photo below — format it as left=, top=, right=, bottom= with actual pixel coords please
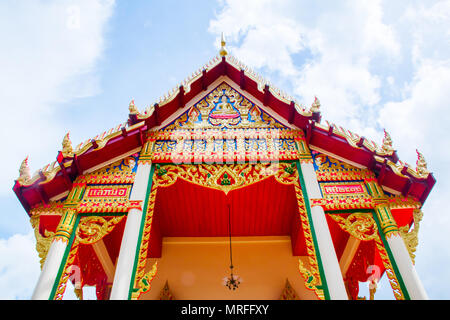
left=13, top=48, right=435, bottom=212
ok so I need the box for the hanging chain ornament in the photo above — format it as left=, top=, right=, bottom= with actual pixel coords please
left=223, top=203, right=241, bottom=290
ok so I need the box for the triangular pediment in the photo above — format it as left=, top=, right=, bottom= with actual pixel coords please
left=161, top=81, right=289, bottom=131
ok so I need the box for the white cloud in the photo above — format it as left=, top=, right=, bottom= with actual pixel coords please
left=0, top=231, right=40, bottom=299
left=210, top=0, right=450, bottom=299
left=0, top=0, right=115, bottom=195
left=209, top=0, right=400, bottom=133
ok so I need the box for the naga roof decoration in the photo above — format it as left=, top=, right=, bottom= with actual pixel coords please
left=13, top=49, right=435, bottom=213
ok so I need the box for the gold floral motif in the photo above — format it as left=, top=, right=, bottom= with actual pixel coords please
left=131, top=262, right=158, bottom=300
left=293, top=179, right=325, bottom=300
left=311, top=197, right=375, bottom=211
left=298, top=260, right=325, bottom=300
left=132, top=186, right=158, bottom=298
left=313, top=154, right=375, bottom=181
left=329, top=213, right=378, bottom=241
left=53, top=213, right=125, bottom=300
left=76, top=215, right=124, bottom=245
left=30, top=215, right=55, bottom=269
left=154, top=162, right=297, bottom=194
left=399, top=209, right=423, bottom=264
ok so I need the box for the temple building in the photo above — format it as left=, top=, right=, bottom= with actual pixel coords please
left=13, top=38, right=435, bottom=300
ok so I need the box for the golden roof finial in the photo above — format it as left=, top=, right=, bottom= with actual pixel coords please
left=310, top=96, right=320, bottom=113
left=416, top=149, right=428, bottom=176
left=18, top=156, right=31, bottom=183
left=381, top=129, right=394, bottom=153
left=62, top=132, right=74, bottom=158
left=129, top=99, right=139, bottom=115
left=219, top=32, right=228, bottom=57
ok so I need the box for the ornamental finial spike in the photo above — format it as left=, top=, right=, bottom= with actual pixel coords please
left=129, top=99, right=138, bottom=115
left=416, top=149, right=428, bottom=176
left=381, top=129, right=394, bottom=153
left=18, top=156, right=31, bottom=183
left=310, top=96, right=320, bottom=113
left=219, top=32, right=228, bottom=57
left=62, top=132, right=74, bottom=158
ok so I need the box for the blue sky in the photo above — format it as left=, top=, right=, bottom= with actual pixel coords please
left=1, top=0, right=449, bottom=300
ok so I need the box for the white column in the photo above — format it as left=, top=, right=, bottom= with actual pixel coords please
left=300, top=161, right=348, bottom=300
left=110, top=162, right=152, bottom=300
left=386, top=233, right=428, bottom=299
left=31, top=239, right=68, bottom=300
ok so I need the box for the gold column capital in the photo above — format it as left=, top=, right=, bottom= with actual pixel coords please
left=295, top=135, right=313, bottom=164
left=374, top=204, right=399, bottom=238
left=53, top=208, right=78, bottom=243
left=138, top=137, right=155, bottom=164
left=53, top=183, right=86, bottom=243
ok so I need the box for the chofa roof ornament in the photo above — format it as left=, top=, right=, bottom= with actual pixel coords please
left=416, top=149, right=429, bottom=176
left=381, top=129, right=394, bottom=154
left=62, top=132, right=74, bottom=158
left=129, top=99, right=139, bottom=115
left=310, top=96, right=320, bottom=113
left=18, top=156, right=31, bottom=184
left=219, top=32, right=228, bottom=57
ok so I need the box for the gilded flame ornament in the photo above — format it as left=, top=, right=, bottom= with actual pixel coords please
left=219, top=32, right=228, bottom=57
left=310, top=96, right=320, bottom=113
left=129, top=99, right=139, bottom=115
left=415, top=149, right=429, bottom=176
left=18, top=156, right=31, bottom=184
left=381, top=129, right=394, bottom=153
left=62, top=132, right=74, bottom=158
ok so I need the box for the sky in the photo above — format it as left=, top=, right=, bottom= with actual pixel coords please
left=0, top=0, right=449, bottom=300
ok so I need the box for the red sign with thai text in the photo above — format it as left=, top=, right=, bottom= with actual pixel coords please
left=86, top=187, right=128, bottom=198
left=322, top=184, right=365, bottom=195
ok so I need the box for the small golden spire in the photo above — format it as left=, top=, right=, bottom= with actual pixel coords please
left=129, top=99, right=139, bottom=115
left=62, top=132, right=74, bottom=158
left=416, top=149, right=428, bottom=176
left=18, top=156, right=31, bottom=183
left=381, top=129, right=394, bottom=153
left=310, top=96, right=320, bottom=113
left=219, top=32, right=228, bottom=57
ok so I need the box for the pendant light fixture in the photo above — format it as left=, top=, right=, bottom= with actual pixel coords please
left=223, top=202, right=241, bottom=290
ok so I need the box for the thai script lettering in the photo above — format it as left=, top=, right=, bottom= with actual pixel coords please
left=86, top=187, right=128, bottom=198
left=323, top=184, right=364, bottom=194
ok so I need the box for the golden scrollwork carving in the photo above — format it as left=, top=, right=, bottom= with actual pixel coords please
left=75, top=215, right=124, bottom=245
left=298, top=260, right=325, bottom=300
left=153, top=162, right=297, bottom=194
left=373, top=235, right=405, bottom=300
left=62, top=132, right=74, bottom=158
left=17, top=156, right=31, bottom=184
left=329, top=213, right=378, bottom=241
left=399, top=209, right=423, bottom=264
left=131, top=262, right=158, bottom=300
left=30, top=215, right=55, bottom=269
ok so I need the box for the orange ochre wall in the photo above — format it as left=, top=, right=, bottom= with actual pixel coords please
left=140, top=236, right=318, bottom=300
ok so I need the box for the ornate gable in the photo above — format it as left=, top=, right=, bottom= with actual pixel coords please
left=162, top=82, right=287, bottom=131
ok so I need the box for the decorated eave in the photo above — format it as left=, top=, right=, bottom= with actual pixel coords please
left=13, top=54, right=435, bottom=214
